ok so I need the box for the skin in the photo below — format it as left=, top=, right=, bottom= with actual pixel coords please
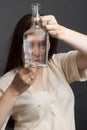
left=26, top=35, right=46, bottom=64
left=0, top=15, right=87, bottom=128
left=40, top=15, right=87, bottom=70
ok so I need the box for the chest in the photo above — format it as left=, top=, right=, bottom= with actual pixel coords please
left=13, top=91, right=54, bottom=123
left=32, top=71, right=44, bottom=91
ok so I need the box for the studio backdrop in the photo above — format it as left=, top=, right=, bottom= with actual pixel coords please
left=0, top=0, right=87, bottom=130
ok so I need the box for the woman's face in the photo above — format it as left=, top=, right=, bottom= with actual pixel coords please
left=27, top=35, right=46, bottom=63
left=22, top=34, right=50, bottom=66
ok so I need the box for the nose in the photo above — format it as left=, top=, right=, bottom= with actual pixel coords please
left=32, top=44, right=40, bottom=56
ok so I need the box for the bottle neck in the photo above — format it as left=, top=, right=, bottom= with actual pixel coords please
left=31, top=3, right=41, bottom=27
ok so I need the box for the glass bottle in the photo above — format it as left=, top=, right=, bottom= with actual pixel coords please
left=23, top=3, right=49, bottom=68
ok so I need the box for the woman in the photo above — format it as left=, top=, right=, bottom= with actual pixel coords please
left=0, top=14, right=87, bottom=130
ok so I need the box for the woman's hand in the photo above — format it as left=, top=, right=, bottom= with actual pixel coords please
left=40, top=15, right=63, bottom=39
left=41, top=15, right=87, bottom=71
left=10, top=67, right=38, bottom=95
left=0, top=67, right=38, bottom=128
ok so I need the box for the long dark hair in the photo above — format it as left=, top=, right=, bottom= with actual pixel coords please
left=4, top=14, right=58, bottom=73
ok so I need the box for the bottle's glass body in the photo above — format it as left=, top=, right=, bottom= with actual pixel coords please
left=23, top=3, right=49, bottom=68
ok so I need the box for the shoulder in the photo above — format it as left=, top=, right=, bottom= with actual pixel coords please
left=53, top=50, right=77, bottom=59
left=0, top=69, right=17, bottom=92
left=48, top=50, right=78, bottom=71
left=0, top=69, right=16, bottom=81
left=51, top=50, right=78, bottom=64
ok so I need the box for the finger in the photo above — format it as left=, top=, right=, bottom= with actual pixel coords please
left=24, top=76, right=34, bottom=85
left=40, top=15, right=57, bottom=24
left=19, top=68, right=31, bottom=75
left=21, top=71, right=34, bottom=81
left=42, top=24, right=58, bottom=34
left=18, top=68, right=38, bottom=85
left=19, top=67, right=37, bottom=76
left=40, top=15, right=52, bottom=22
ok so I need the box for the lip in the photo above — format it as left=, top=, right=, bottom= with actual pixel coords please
left=34, top=60, right=40, bottom=62
left=32, top=58, right=40, bottom=62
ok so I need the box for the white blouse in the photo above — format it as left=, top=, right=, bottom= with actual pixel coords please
left=0, top=51, right=87, bottom=130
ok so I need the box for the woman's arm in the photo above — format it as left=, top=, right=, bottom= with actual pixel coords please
left=41, top=15, right=87, bottom=71
left=0, top=67, right=37, bottom=128
left=58, top=26, right=87, bottom=71
left=0, top=86, right=19, bottom=128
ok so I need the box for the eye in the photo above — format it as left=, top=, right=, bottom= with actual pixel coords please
left=29, top=41, right=34, bottom=49
left=39, top=41, right=45, bottom=49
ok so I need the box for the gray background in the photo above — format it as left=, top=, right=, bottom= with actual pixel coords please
left=0, top=0, right=87, bottom=130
